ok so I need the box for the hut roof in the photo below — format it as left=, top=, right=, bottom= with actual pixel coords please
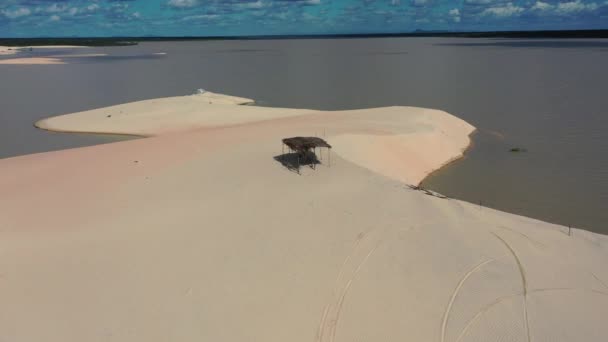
left=282, top=137, right=332, bottom=152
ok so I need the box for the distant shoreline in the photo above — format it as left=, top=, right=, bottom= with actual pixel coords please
left=0, top=39, right=138, bottom=47
left=1, top=29, right=608, bottom=46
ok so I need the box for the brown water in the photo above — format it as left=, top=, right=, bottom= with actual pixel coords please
left=1, top=38, right=607, bottom=234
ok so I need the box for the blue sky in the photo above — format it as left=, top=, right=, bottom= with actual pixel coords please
left=1, top=0, right=607, bottom=37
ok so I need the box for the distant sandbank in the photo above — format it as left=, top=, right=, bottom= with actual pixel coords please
left=0, top=57, right=66, bottom=65
left=0, top=45, right=98, bottom=65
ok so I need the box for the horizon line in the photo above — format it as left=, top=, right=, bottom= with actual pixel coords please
left=2, top=28, right=608, bottom=40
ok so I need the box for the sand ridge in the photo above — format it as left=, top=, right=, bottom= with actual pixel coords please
left=35, top=93, right=474, bottom=185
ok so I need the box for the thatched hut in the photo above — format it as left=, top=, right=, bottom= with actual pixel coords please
left=280, top=137, right=332, bottom=172
left=282, top=137, right=331, bottom=153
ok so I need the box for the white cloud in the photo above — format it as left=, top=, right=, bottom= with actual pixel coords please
left=530, top=0, right=600, bottom=15
left=531, top=1, right=553, bottom=11
left=35, top=3, right=99, bottom=16
left=238, top=1, right=266, bottom=9
left=1, top=7, right=31, bottom=19
left=50, top=15, right=61, bottom=21
left=412, top=0, right=429, bottom=5
left=46, top=4, right=67, bottom=13
left=182, top=14, right=219, bottom=21
left=167, top=0, right=199, bottom=8
left=449, top=8, right=461, bottom=22
left=481, top=2, right=524, bottom=17
left=556, top=1, right=598, bottom=14
left=465, top=0, right=495, bottom=4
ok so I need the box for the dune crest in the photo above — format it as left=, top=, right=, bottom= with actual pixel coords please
left=35, top=93, right=473, bottom=185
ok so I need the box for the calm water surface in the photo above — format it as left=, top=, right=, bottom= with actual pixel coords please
left=1, top=38, right=607, bottom=234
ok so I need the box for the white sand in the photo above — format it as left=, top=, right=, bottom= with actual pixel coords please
left=36, top=92, right=472, bottom=186
left=49, top=53, right=109, bottom=58
left=0, top=45, right=89, bottom=64
left=0, top=57, right=66, bottom=65
left=23, top=45, right=88, bottom=49
left=2, top=92, right=607, bottom=342
left=0, top=46, right=18, bottom=55
left=36, top=92, right=314, bottom=136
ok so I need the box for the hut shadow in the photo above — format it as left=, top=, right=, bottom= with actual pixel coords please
left=274, top=152, right=320, bottom=174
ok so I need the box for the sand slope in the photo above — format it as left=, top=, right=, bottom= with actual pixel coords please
left=1, top=93, right=607, bottom=342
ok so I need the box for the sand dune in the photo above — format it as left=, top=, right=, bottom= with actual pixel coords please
left=35, top=92, right=472, bottom=185
left=35, top=92, right=291, bottom=136
left=1, top=92, right=607, bottom=342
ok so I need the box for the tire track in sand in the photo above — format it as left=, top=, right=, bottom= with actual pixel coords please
left=316, top=230, right=381, bottom=342
left=456, top=287, right=608, bottom=342
left=492, top=232, right=530, bottom=342
left=440, top=258, right=494, bottom=342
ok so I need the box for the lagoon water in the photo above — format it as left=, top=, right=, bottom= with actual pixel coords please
left=1, top=38, right=607, bottom=234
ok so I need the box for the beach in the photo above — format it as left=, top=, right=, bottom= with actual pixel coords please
left=0, top=45, right=88, bottom=64
left=0, top=46, right=17, bottom=55
left=0, top=57, right=66, bottom=65
left=1, top=92, right=607, bottom=341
